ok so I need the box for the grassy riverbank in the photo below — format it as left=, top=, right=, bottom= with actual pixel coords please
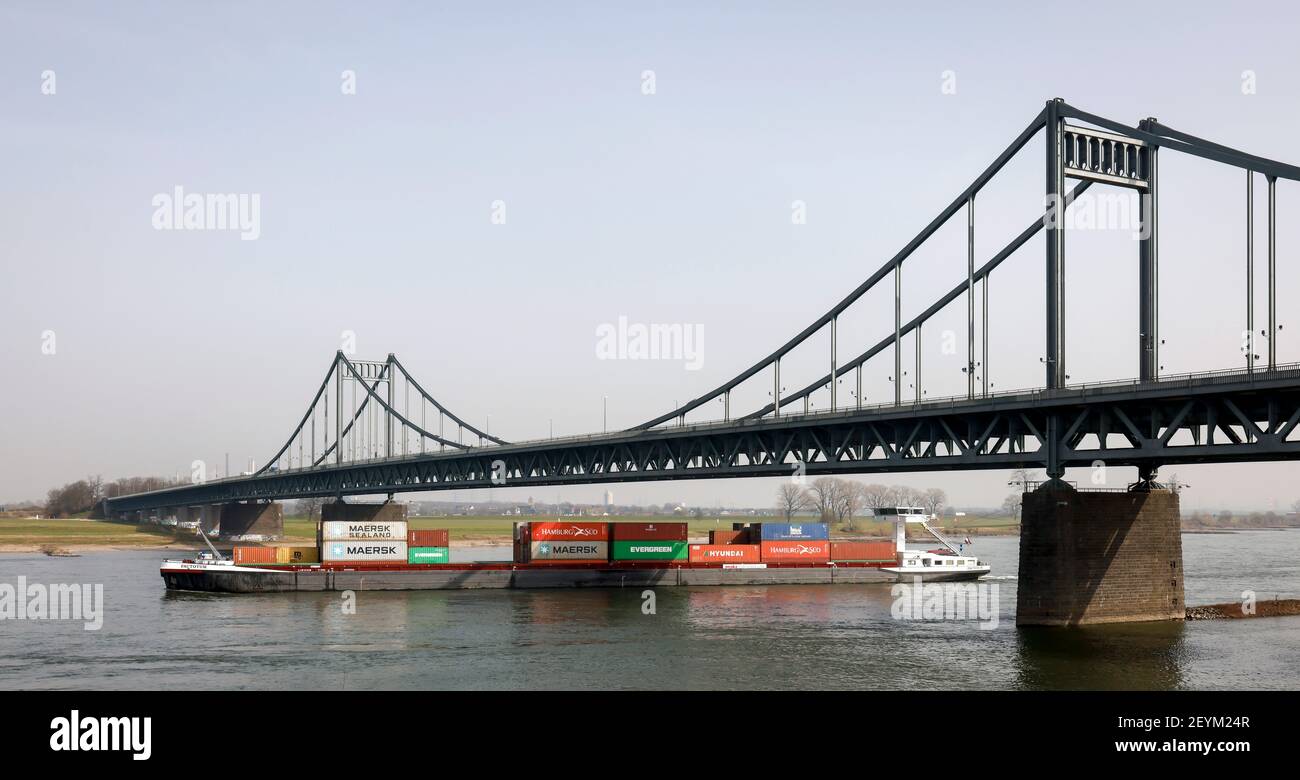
left=0, top=517, right=193, bottom=551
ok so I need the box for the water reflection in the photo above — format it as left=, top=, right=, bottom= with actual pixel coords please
left=1015, top=621, right=1188, bottom=690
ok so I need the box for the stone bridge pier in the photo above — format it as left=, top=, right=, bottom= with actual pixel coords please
left=210, top=501, right=283, bottom=541
left=1016, top=481, right=1184, bottom=626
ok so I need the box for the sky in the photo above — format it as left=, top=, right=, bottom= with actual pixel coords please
left=2, top=1, right=1300, bottom=512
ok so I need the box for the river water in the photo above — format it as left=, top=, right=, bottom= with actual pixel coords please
left=2, top=531, right=1298, bottom=690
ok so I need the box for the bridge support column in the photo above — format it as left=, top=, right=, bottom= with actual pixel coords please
left=214, top=502, right=284, bottom=541
left=1016, top=482, right=1183, bottom=626
left=320, top=500, right=407, bottom=525
left=1045, top=98, right=1066, bottom=390
left=1138, top=119, right=1159, bottom=382
left=175, top=506, right=218, bottom=534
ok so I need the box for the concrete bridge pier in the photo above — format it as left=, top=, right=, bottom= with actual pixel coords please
left=213, top=501, right=283, bottom=541
left=320, top=500, right=407, bottom=524
left=172, top=506, right=218, bottom=534
left=1016, top=481, right=1184, bottom=626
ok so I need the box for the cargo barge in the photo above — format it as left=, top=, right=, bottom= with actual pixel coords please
left=159, top=557, right=896, bottom=592
left=160, top=510, right=983, bottom=593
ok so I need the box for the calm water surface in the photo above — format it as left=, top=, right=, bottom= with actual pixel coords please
left=1, top=532, right=1298, bottom=690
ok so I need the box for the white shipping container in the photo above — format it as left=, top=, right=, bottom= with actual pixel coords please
left=321, top=520, right=408, bottom=541
left=528, top=541, right=608, bottom=561
left=322, top=540, right=408, bottom=562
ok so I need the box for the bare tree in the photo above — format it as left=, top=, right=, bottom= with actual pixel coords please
left=922, top=487, right=947, bottom=518
left=1009, top=468, right=1037, bottom=493
left=296, top=497, right=328, bottom=521
left=776, top=483, right=810, bottom=520
left=883, top=485, right=909, bottom=507
left=807, top=477, right=840, bottom=523
left=1002, top=493, right=1023, bottom=521
left=860, top=483, right=891, bottom=513
left=45, top=479, right=98, bottom=518
left=834, top=481, right=866, bottom=530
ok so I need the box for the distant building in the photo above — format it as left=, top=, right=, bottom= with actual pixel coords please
left=603, top=490, right=614, bottom=508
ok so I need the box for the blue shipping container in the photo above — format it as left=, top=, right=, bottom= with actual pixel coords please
left=757, top=522, right=829, bottom=541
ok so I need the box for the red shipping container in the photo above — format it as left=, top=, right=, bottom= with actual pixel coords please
left=710, top=529, right=743, bottom=545
left=529, top=522, right=609, bottom=541
left=760, top=540, right=830, bottom=563
left=408, top=529, right=450, bottom=547
left=689, top=544, right=761, bottom=564
left=830, top=541, right=895, bottom=561
left=611, top=522, right=688, bottom=541
left=232, top=546, right=277, bottom=565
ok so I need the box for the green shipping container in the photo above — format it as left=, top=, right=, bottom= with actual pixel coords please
left=611, top=541, right=688, bottom=561
left=408, top=546, right=450, bottom=564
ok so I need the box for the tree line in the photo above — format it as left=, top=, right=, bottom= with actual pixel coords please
left=777, top=478, right=946, bottom=530
left=43, top=475, right=183, bottom=518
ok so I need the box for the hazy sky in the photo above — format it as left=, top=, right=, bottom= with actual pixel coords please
left=3, top=1, right=1300, bottom=511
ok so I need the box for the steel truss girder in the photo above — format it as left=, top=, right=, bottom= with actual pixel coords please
left=105, top=372, right=1300, bottom=514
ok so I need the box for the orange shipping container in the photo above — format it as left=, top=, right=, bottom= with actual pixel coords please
left=709, top=530, right=743, bottom=545
left=233, top=546, right=277, bottom=565
left=408, top=529, right=450, bottom=547
left=760, top=540, right=830, bottom=563
left=830, top=541, right=895, bottom=561
left=689, top=544, right=761, bottom=564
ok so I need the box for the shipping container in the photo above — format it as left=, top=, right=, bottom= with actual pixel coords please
left=408, top=546, right=450, bottom=564
left=710, top=529, right=744, bottom=545
left=529, top=521, right=609, bottom=541
left=829, top=541, right=895, bottom=561
left=760, top=540, right=831, bottom=562
left=528, top=540, right=609, bottom=561
left=321, top=540, right=408, bottom=562
left=689, top=544, right=761, bottom=564
left=753, top=522, right=829, bottom=541
left=233, top=546, right=277, bottom=565
left=407, top=529, right=449, bottom=547
left=611, top=540, right=687, bottom=560
left=275, top=545, right=319, bottom=564
left=610, top=522, right=688, bottom=541
left=322, top=520, right=408, bottom=541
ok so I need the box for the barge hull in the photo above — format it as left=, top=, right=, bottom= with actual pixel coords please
left=161, top=564, right=893, bottom=593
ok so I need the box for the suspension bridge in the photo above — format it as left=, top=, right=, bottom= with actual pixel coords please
left=105, top=98, right=1300, bottom=518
